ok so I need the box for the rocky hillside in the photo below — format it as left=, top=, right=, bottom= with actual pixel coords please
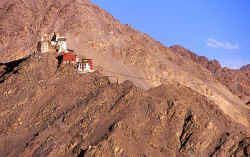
left=170, top=45, right=250, bottom=104
left=169, top=45, right=221, bottom=74
left=0, top=0, right=250, bottom=156
left=241, top=64, right=250, bottom=71
left=1, top=0, right=249, bottom=125
left=0, top=53, right=249, bottom=157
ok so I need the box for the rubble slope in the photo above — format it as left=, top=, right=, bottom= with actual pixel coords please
left=0, top=53, right=249, bottom=157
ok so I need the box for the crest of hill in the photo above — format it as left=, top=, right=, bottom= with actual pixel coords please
left=241, top=64, right=250, bottom=71
left=170, top=45, right=250, bottom=104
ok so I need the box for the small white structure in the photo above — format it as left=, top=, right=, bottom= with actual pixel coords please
left=76, top=56, right=79, bottom=63
left=40, top=35, right=49, bottom=53
left=57, top=37, right=68, bottom=53
left=77, top=62, right=84, bottom=72
left=39, top=33, right=55, bottom=53
left=77, top=59, right=94, bottom=73
left=85, top=62, right=91, bottom=71
left=41, top=41, right=49, bottom=53
left=49, top=33, right=68, bottom=54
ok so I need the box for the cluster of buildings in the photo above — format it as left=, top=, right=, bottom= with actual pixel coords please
left=39, top=33, right=94, bottom=73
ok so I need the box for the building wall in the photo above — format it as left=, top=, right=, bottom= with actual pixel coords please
left=41, top=41, right=49, bottom=53
left=63, top=53, right=76, bottom=64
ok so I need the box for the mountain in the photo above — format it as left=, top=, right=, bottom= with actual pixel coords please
left=170, top=45, right=250, bottom=104
left=0, top=53, right=249, bottom=157
left=241, top=64, right=250, bottom=71
left=169, top=45, right=221, bottom=73
left=0, top=0, right=250, bottom=156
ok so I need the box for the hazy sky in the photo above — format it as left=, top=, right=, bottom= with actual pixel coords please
left=90, top=0, right=250, bottom=69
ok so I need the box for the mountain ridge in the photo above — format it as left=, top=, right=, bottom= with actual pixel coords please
left=170, top=45, right=250, bottom=104
left=0, top=0, right=250, bottom=156
left=241, top=64, right=250, bottom=71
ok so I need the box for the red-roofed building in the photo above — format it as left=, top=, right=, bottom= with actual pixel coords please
left=62, top=53, right=77, bottom=64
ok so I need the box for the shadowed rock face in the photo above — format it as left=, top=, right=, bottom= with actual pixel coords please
left=0, top=0, right=250, bottom=156
left=170, top=45, right=250, bottom=104
left=0, top=54, right=249, bottom=157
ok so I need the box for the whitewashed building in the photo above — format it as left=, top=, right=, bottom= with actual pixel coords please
left=57, top=37, right=68, bottom=53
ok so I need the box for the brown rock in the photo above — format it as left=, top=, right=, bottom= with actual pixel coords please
left=170, top=45, right=250, bottom=103
left=0, top=1, right=250, bottom=156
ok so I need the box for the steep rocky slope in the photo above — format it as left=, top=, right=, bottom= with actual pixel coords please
left=0, top=0, right=249, bottom=128
left=0, top=53, right=249, bottom=157
left=0, top=0, right=250, bottom=156
left=170, top=45, right=250, bottom=104
left=241, top=64, right=250, bottom=71
left=169, top=45, right=221, bottom=74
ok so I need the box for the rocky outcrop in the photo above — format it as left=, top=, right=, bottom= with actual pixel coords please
left=241, top=64, right=250, bottom=71
left=170, top=45, right=250, bottom=104
left=170, top=45, right=222, bottom=73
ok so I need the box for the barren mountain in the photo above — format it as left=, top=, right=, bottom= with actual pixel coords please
left=241, top=64, right=250, bottom=71
left=0, top=53, right=249, bottom=157
left=170, top=45, right=250, bottom=104
left=0, top=0, right=250, bottom=157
